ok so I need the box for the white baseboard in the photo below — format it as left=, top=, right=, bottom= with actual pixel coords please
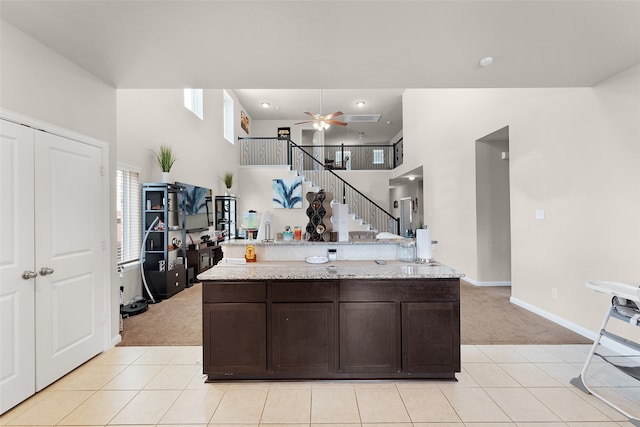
left=463, top=277, right=511, bottom=287
left=509, top=296, right=596, bottom=341
left=110, top=334, right=122, bottom=349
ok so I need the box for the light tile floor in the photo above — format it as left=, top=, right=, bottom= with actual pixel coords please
left=1, top=344, right=638, bottom=426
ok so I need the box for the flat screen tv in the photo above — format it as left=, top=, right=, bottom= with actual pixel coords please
left=177, top=182, right=211, bottom=232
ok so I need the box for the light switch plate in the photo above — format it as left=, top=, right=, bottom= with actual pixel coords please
left=535, top=209, right=545, bottom=220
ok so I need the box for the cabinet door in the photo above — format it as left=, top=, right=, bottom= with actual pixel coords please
left=272, top=303, right=334, bottom=373
left=340, top=302, right=398, bottom=373
left=401, top=302, right=460, bottom=373
left=203, top=303, right=266, bottom=374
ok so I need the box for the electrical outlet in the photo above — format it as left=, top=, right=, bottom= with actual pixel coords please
left=551, top=287, right=558, bottom=299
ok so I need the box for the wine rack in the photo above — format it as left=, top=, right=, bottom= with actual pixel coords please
left=305, top=190, right=333, bottom=241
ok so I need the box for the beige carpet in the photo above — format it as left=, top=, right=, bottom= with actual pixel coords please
left=119, top=283, right=202, bottom=346
left=459, top=280, right=589, bottom=344
left=118, top=280, right=590, bottom=346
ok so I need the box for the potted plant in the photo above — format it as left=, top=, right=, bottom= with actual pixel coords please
left=153, top=144, right=177, bottom=183
left=222, top=172, right=233, bottom=195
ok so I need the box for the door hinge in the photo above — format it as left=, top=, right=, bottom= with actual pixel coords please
left=100, top=166, right=105, bottom=176
left=101, top=241, right=106, bottom=250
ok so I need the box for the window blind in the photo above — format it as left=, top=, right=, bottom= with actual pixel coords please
left=116, top=165, right=141, bottom=265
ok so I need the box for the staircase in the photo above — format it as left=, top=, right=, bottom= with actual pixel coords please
left=240, top=137, right=399, bottom=235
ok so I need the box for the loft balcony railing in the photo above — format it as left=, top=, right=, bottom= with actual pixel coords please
left=240, top=137, right=400, bottom=235
left=239, top=137, right=403, bottom=171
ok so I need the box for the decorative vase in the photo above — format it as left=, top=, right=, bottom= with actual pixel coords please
left=162, top=172, right=170, bottom=183
left=225, top=188, right=231, bottom=196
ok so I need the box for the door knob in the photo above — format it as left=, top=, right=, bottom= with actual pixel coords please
left=22, top=270, right=38, bottom=280
left=39, top=267, right=54, bottom=276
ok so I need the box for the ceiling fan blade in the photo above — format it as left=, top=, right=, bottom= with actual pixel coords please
left=323, top=111, right=344, bottom=120
left=303, top=112, right=319, bottom=119
left=326, top=120, right=348, bottom=126
left=294, top=120, right=314, bottom=125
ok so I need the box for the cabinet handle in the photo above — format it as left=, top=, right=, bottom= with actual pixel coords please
left=22, top=270, right=38, bottom=280
left=39, top=267, right=54, bottom=276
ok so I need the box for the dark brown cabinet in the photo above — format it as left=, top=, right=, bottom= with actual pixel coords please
left=402, top=302, right=460, bottom=373
left=186, top=245, right=222, bottom=280
left=272, top=303, right=334, bottom=374
left=339, top=302, right=398, bottom=373
left=202, top=277, right=460, bottom=381
left=203, top=303, right=266, bottom=374
left=146, top=264, right=186, bottom=300
left=202, top=282, right=267, bottom=376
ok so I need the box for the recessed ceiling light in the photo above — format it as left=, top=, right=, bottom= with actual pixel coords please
left=408, top=176, right=415, bottom=181
left=356, top=101, right=366, bottom=108
left=479, top=57, right=493, bottom=67
left=260, top=102, right=270, bottom=108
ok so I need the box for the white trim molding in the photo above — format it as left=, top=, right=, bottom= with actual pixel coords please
left=510, top=296, right=594, bottom=340
left=463, top=277, right=512, bottom=287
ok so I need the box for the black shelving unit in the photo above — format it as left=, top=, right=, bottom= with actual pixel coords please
left=215, top=195, right=236, bottom=239
left=142, top=182, right=187, bottom=300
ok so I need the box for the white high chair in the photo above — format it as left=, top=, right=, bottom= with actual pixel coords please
left=571, top=281, right=640, bottom=426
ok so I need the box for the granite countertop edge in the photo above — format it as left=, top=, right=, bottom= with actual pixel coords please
left=220, top=238, right=409, bottom=247
left=197, top=260, right=464, bottom=281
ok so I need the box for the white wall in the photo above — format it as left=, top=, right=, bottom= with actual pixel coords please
left=401, top=64, right=640, bottom=340
left=0, top=21, right=119, bottom=344
left=117, top=89, right=240, bottom=191
left=116, top=89, right=250, bottom=300
left=475, top=136, right=511, bottom=282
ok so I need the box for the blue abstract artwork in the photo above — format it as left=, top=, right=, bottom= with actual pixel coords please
left=272, top=178, right=302, bottom=209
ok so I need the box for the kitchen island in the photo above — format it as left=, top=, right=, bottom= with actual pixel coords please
left=199, top=259, right=464, bottom=381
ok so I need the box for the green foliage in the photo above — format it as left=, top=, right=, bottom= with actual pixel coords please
left=222, top=172, right=233, bottom=189
left=154, top=144, right=176, bottom=172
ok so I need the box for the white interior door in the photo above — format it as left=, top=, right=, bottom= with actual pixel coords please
left=34, top=131, right=105, bottom=390
left=0, top=121, right=36, bottom=413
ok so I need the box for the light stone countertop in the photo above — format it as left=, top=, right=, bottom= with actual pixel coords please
left=197, top=259, right=464, bottom=281
left=219, top=238, right=408, bottom=247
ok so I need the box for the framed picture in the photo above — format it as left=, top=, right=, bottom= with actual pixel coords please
left=272, top=178, right=302, bottom=209
left=277, top=127, right=290, bottom=139
left=241, top=110, right=249, bottom=134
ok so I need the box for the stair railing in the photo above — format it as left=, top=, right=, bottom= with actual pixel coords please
left=289, top=141, right=399, bottom=235
left=239, top=136, right=400, bottom=235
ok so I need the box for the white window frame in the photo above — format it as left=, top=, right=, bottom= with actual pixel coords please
left=117, top=163, right=141, bottom=266
left=184, top=88, right=204, bottom=120
left=372, top=149, right=384, bottom=165
left=223, top=90, right=234, bottom=144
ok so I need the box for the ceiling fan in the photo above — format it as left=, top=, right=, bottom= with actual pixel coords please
left=294, top=111, right=348, bottom=131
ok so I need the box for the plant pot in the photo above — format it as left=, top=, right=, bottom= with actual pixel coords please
left=225, top=188, right=231, bottom=196
left=162, top=172, right=170, bottom=183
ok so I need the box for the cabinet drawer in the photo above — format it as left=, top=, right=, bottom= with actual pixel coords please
left=339, top=279, right=459, bottom=302
left=270, top=280, right=335, bottom=302
left=203, top=281, right=266, bottom=302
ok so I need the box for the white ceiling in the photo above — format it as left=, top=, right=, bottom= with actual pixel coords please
left=2, top=0, right=639, bottom=145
